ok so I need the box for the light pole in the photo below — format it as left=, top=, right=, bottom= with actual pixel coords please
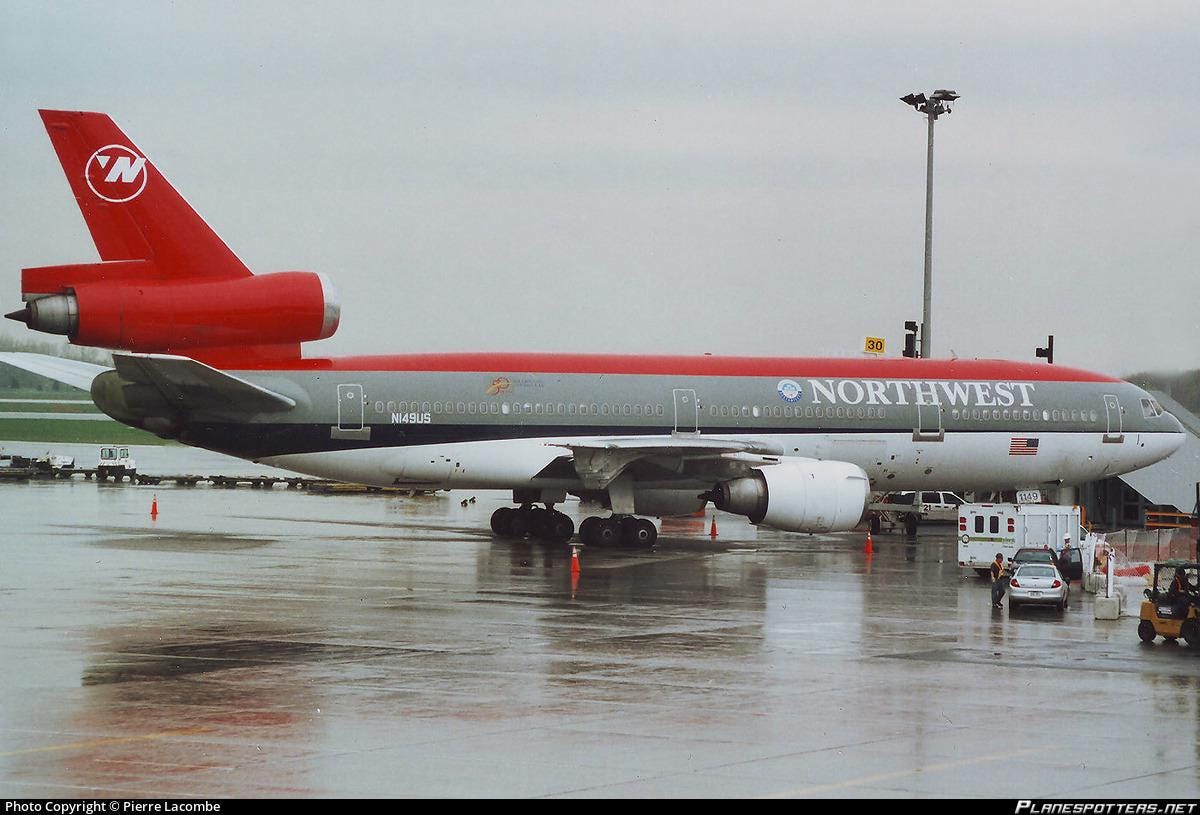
left=900, top=89, right=959, bottom=359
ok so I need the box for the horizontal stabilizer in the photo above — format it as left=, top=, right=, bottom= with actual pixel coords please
left=0, top=351, right=111, bottom=391
left=112, top=353, right=296, bottom=414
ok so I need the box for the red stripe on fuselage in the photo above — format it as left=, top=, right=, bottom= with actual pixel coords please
left=224, top=353, right=1120, bottom=382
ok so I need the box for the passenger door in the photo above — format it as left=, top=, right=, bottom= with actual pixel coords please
left=332, top=383, right=371, bottom=440
left=673, top=389, right=698, bottom=434
left=1103, top=394, right=1124, bottom=443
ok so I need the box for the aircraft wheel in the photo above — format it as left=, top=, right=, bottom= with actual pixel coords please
left=545, top=511, right=575, bottom=543
left=490, top=507, right=513, bottom=536
left=1138, top=620, right=1157, bottom=643
left=620, top=517, right=657, bottom=548
left=592, top=517, right=621, bottom=547
left=508, top=508, right=532, bottom=538
left=529, top=507, right=552, bottom=538
left=578, top=517, right=599, bottom=545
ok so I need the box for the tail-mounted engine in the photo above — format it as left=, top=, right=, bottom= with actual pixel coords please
left=7, top=262, right=339, bottom=355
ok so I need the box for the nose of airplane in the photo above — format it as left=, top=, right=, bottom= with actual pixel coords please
left=1164, top=410, right=1186, bottom=451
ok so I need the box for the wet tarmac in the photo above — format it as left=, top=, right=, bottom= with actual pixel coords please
left=2, top=465, right=1199, bottom=797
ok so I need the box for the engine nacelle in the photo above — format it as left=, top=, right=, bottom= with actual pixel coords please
left=13, top=271, right=339, bottom=352
left=706, top=460, right=869, bottom=533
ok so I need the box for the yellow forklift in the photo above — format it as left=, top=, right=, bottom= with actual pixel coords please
left=1138, top=560, right=1200, bottom=645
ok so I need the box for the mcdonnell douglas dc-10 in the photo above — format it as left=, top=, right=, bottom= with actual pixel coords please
left=2, top=110, right=1185, bottom=547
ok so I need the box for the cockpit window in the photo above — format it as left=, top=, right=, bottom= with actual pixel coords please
left=1141, top=398, right=1165, bottom=418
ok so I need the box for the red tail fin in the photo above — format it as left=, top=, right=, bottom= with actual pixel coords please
left=9, top=110, right=338, bottom=362
left=38, top=109, right=249, bottom=280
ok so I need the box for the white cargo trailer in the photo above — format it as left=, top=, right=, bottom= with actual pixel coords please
left=958, top=503, right=1085, bottom=576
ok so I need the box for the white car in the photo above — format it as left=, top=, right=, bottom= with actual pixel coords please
left=1008, top=563, right=1070, bottom=611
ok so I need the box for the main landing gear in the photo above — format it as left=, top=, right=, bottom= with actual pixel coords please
left=490, top=505, right=575, bottom=543
left=489, top=506, right=657, bottom=548
left=578, top=516, right=657, bottom=548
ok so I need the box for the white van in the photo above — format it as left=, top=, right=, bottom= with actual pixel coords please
left=957, top=503, right=1086, bottom=577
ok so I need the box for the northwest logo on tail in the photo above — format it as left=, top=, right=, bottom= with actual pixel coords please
left=85, top=144, right=147, bottom=203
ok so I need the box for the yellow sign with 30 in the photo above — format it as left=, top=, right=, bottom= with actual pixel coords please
left=864, top=336, right=886, bottom=355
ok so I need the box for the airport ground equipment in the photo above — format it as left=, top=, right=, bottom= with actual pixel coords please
left=958, top=503, right=1086, bottom=578
left=1138, top=560, right=1200, bottom=645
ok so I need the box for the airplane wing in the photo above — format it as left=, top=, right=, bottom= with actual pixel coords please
left=111, top=353, right=296, bottom=414
left=548, top=436, right=785, bottom=489
left=0, top=351, right=110, bottom=391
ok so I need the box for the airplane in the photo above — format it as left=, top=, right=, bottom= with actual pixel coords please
left=2, top=109, right=1186, bottom=548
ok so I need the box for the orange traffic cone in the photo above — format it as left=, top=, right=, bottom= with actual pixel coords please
left=150, top=495, right=159, bottom=520
left=709, top=516, right=718, bottom=538
left=570, top=546, right=581, bottom=577
left=864, top=529, right=873, bottom=555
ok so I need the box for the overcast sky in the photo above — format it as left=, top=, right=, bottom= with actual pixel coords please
left=2, top=1, right=1197, bottom=377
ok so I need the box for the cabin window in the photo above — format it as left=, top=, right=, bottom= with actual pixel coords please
left=990, top=516, right=999, bottom=534
left=975, top=516, right=984, bottom=534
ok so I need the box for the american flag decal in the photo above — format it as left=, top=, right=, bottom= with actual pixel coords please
left=1009, top=437, right=1039, bottom=456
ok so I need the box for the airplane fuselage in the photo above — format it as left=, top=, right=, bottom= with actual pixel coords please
left=160, top=353, right=1185, bottom=496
